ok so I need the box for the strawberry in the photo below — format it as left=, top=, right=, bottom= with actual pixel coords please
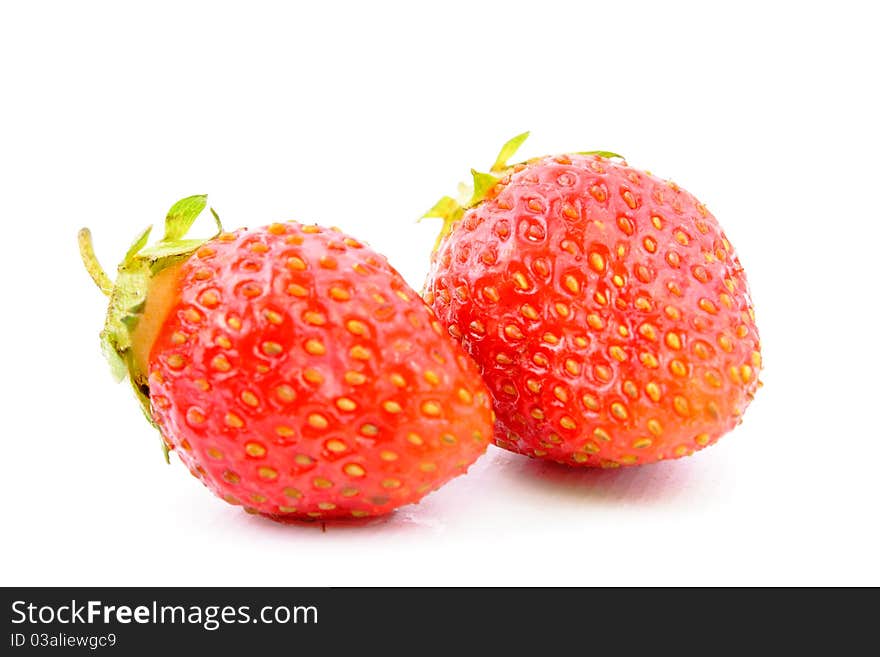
left=423, top=134, right=761, bottom=467
left=79, top=195, right=492, bottom=519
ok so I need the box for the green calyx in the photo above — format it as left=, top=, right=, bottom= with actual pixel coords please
left=420, top=131, right=624, bottom=250
left=78, top=195, right=222, bottom=461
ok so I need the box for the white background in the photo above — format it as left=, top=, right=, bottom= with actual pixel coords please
left=1, top=1, right=878, bottom=586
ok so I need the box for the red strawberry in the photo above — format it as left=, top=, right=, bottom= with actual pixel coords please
left=423, top=134, right=761, bottom=467
left=80, top=195, right=492, bottom=519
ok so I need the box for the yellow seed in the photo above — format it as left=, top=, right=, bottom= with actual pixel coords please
left=612, top=274, right=625, bottom=287
left=483, top=286, right=500, bottom=302
left=245, top=442, right=266, bottom=457
left=640, top=352, right=659, bottom=369
left=286, top=256, right=306, bottom=271
left=695, top=433, right=711, bottom=446
left=705, top=370, right=723, bottom=388
left=513, top=272, right=529, bottom=290
left=317, top=502, right=336, bottom=511
left=383, top=400, right=402, bottom=414
left=675, top=445, right=690, bottom=457
left=186, top=408, right=205, bottom=425
left=304, top=311, right=327, bottom=327
left=699, top=298, right=718, bottom=314
left=294, top=454, right=313, bottom=466
left=261, top=341, right=283, bottom=356
left=199, top=290, right=220, bottom=308
left=345, top=371, right=367, bottom=385
left=553, top=386, right=568, bottom=402
left=583, top=441, right=600, bottom=454
left=287, top=283, right=308, bottom=297
left=382, top=478, right=402, bottom=489
left=594, top=428, right=612, bottom=442
left=741, top=365, right=753, bottom=383
left=639, top=323, right=657, bottom=341
left=651, top=215, right=663, bottom=229
left=360, top=424, right=378, bottom=436
left=594, top=365, right=611, bottom=381
left=669, top=360, right=687, bottom=377
left=610, top=402, right=628, bottom=421
left=211, top=354, right=231, bottom=372
left=718, top=335, right=734, bottom=353
left=457, top=388, right=473, bottom=404
left=346, top=319, right=367, bottom=336
left=587, top=313, right=604, bottom=330
left=183, top=307, right=202, bottom=323
left=647, top=419, right=663, bottom=436
left=555, top=303, right=570, bottom=317
left=215, top=335, right=232, bottom=350
left=236, top=391, right=257, bottom=407
left=542, top=332, right=559, bottom=344
left=313, top=477, right=333, bottom=489
left=258, top=466, right=278, bottom=480
left=646, top=382, right=661, bottom=402
left=350, top=345, right=371, bottom=360
left=166, top=354, right=185, bottom=370
left=533, top=352, right=549, bottom=367
left=582, top=394, right=599, bottom=411
left=563, top=274, right=580, bottom=294
left=574, top=335, right=588, bottom=347
left=665, top=332, right=682, bottom=350
left=751, top=351, right=762, bottom=368
left=303, top=368, right=323, bottom=384
left=275, top=384, right=296, bottom=402
left=222, top=470, right=240, bottom=484
left=336, top=397, right=357, bottom=412
left=673, top=395, right=690, bottom=416
left=521, top=304, right=539, bottom=320
left=589, top=252, right=606, bottom=273
left=564, top=358, right=580, bottom=376
left=305, top=339, right=326, bottom=355
left=421, top=401, right=442, bottom=417
left=307, top=413, right=329, bottom=430
left=344, top=463, right=365, bottom=478
left=633, top=438, right=653, bottom=449
left=407, top=433, right=424, bottom=446
left=609, top=346, right=627, bottom=362
left=423, top=370, right=440, bottom=385
left=281, top=486, right=302, bottom=500
left=665, top=305, right=681, bottom=320
left=329, top=286, right=350, bottom=301
left=275, top=425, right=295, bottom=437
left=326, top=439, right=347, bottom=453
left=225, top=412, right=244, bottom=428
left=559, top=416, right=577, bottom=430
left=319, top=256, right=337, bottom=269
left=531, top=408, right=545, bottom=420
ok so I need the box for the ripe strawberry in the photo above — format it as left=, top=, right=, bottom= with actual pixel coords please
left=423, top=134, right=761, bottom=467
left=80, top=195, right=492, bottom=519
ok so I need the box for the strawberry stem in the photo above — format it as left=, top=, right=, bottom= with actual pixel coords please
left=78, top=228, right=113, bottom=296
